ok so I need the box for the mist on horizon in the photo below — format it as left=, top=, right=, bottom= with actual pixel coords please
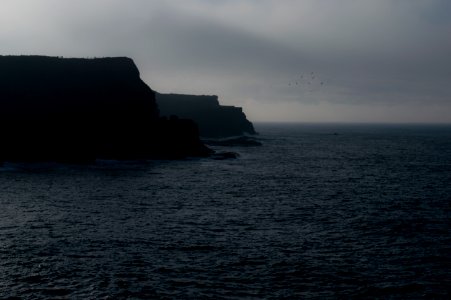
left=1, top=0, right=450, bottom=123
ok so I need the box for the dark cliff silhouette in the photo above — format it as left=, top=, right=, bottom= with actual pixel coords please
left=0, top=55, right=210, bottom=163
left=156, top=93, right=257, bottom=138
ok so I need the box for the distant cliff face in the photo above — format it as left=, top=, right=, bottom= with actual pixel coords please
left=156, top=93, right=257, bottom=138
left=0, top=56, right=210, bottom=162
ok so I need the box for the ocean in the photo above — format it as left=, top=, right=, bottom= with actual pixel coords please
left=0, top=123, right=450, bottom=298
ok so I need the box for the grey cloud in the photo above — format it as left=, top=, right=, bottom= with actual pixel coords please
left=1, top=0, right=450, bottom=122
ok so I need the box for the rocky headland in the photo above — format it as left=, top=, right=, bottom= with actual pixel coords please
left=156, top=93, right=257, bottom=138
left=0, top=55, right=211, bottom=163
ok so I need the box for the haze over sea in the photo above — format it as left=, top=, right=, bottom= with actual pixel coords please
left=0, top=123, right=450, bottom=298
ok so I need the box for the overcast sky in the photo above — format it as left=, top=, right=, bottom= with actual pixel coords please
left=1, top=0, right=451, bottom=123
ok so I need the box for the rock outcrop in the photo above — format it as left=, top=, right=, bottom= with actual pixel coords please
left=156, top=93, right=256, bottom=138
left=0, top=55, right=210, bottom=163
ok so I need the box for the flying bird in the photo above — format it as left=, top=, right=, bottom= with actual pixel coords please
left=287, top=71, right=327, bottom=92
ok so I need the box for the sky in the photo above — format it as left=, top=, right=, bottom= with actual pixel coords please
left=1, top=0, right=451, bottom=123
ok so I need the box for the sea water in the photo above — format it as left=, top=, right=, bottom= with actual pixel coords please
left=0, top=123, right=450, bottom=298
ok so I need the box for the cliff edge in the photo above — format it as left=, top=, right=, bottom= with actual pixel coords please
left=0, top=55, right=210, bottom=162
left=156, top=93, right=257, bottom=138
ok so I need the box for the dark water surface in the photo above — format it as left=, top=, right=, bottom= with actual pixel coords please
left=1, top=123, right=450, bottom=298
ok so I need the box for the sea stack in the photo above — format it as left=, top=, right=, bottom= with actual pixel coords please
left=0, top=55, right=211, bottom=163
left=156, top=93, right=257, bottom=138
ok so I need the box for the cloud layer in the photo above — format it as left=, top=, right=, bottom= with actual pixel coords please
left=1, top=0, right=450, bottom=122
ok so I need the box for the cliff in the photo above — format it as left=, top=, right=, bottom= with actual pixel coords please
left=0, top=55, right=210, bottom=162
left=156, top=93, right=257, bottom=138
